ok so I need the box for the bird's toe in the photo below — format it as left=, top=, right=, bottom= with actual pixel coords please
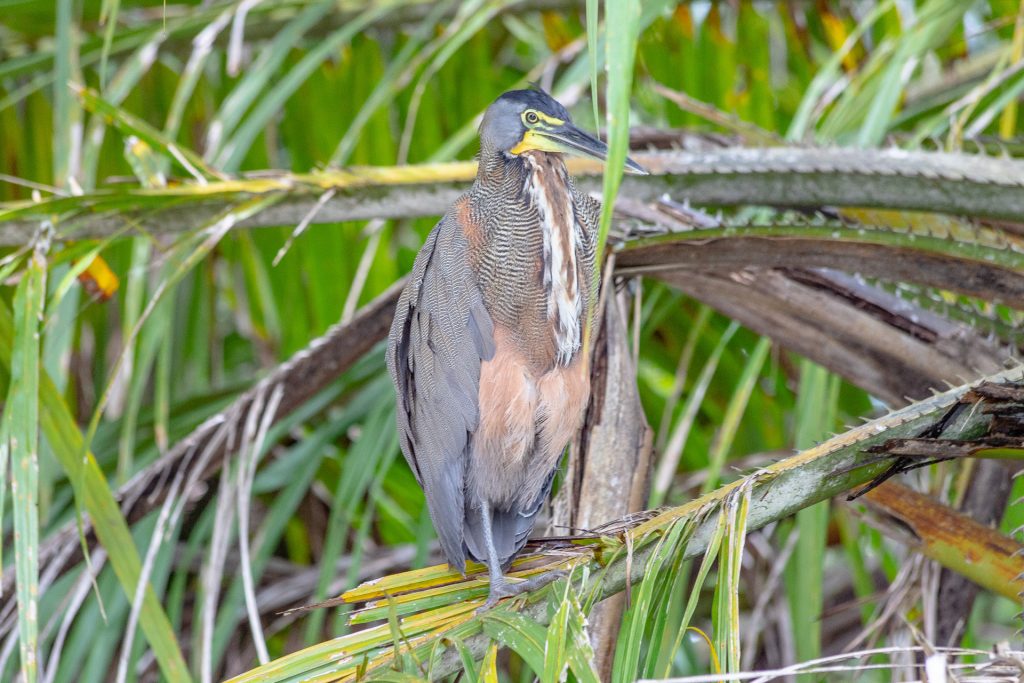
left=476, top=569, right=568, bottom=613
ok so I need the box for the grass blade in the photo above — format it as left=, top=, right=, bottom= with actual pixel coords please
left=53, top=0, right=78, bottom=188
left=787, top=0, right=895, bottom=141
left=613, top=518, right=692, bottom=683
left=660, top=506, right=729, bottom=679
left=206, top=2, right=330, bottom=152
left=481, top=611, right=546, bottom=676
left=999, top=3, right=1024, bottom=138
left=713, top=484, right=752, bottom=674
left=542, top=584, right=572, bottom=682
left=594, top=0, right=641, bottom=272
left=787, top=362, right=840, bottom=674
left=652, top=321, right=740, bottom=507
left=586, top=0, right=599, bottom=129
left=9, top=242, right=46, bottom=682
left=97, top=0, right=120, bottom=89
left=0, top=283, right=193, bottom=682
left=215, top=5, right=391, bottom=171
left=76, top=86, right=220, bottom=182
left=700, top=336, right=771, bottom=494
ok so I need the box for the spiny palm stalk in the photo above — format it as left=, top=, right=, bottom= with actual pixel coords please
left=1, top=1, right=1024, bottom=682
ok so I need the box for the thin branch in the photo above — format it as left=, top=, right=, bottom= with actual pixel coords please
left=5, top=147, right=1024, bottom=244
left=616, top=230, right=1024, bottom=309
left=656, top=268, right=1012, bottom=407
left=860, top=481, right=1024, bottom=601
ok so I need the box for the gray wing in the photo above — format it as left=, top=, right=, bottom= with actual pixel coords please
left=386, top=214, right=495, bottom=574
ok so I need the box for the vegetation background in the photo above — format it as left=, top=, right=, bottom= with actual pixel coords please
left=2, top=0, right=1024, bottom=681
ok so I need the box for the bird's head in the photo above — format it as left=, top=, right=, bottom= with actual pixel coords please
left=478, top=88, right=647, bottom=174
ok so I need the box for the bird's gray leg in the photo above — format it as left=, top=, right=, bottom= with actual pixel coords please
left=479, top=502, right=512, bottom=599
left=478, top=503, right=566, bottom=611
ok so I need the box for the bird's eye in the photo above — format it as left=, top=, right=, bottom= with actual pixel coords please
left=524, top=110, right=540, bottom=124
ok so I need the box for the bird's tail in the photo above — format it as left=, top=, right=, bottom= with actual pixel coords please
left=463, top=468, right=556, bottom=570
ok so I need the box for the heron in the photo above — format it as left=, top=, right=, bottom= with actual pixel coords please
left=387, top=88, right=645, bottom=608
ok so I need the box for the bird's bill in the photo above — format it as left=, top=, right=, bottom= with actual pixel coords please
left=511, top=124, right=648, bottom=175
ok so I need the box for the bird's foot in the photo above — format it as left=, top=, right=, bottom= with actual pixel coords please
left=477, top=570, right=568, bottom=613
